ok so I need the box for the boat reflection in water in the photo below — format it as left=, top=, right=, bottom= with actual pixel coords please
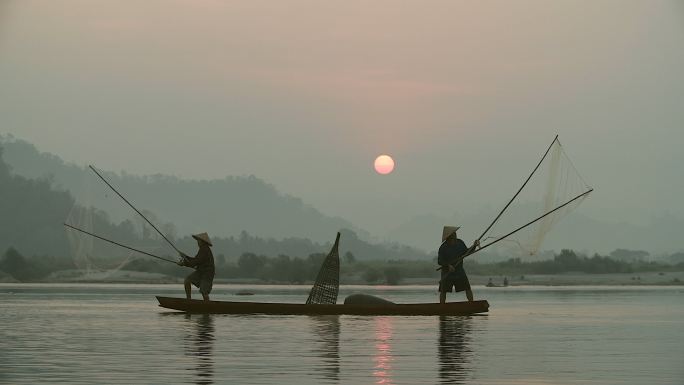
left=309, top=315, right=341, bottom=383
left=438, top=315, right=473, bottom=384
left=373, top=316, right=395, bottom=385
left=184, top=314, right=215, bottom=385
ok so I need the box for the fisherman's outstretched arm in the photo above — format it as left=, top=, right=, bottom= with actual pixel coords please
left=464, top=239, right=480, bottom=256
left=185, top=249, right=210, bottom=267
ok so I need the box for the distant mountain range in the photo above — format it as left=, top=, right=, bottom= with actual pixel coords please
left=0, top=135, right=362, bottom=242
left=2, top=134, right=681, bottom=259
left=385, top=205, right=684, bottom=258
left=0, top=135, right=431, bottom=260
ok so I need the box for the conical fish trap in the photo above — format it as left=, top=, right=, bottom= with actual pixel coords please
left=306, top=232, right=341, bottom=305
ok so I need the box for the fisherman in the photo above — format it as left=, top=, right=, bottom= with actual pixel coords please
left=178, top=232, right=215, bottom=301
left=438, top=226, right=479, bottom=304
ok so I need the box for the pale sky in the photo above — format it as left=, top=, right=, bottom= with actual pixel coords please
left=1, top=0, right=683, bottom=239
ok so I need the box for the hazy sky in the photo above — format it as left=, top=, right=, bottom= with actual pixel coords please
left=1, top=0, right=683, bottom=237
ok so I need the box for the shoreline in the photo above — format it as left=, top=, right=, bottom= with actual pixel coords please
left=1, top=270, right=682, bottom=286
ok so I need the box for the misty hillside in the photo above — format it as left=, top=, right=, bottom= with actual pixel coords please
left=0, top=146, right=140, bottom=258
left=0, top=147, right=73, bottom=257
left=0, top=146, right=432, bottom=261
left=0, top=135, right=366, bottom=244
left=4, top=135, right=681, bottom=259
left=0, top=136, right=433, bottom=261
left=387, top=206, right=684, bottom=258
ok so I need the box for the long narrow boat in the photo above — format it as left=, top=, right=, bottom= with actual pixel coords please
left=156, top=296, right=489, bottom=316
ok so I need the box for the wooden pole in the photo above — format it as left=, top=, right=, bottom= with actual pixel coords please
left=88, top=165, right=183, bottom=255
left=64, top=223, right=177, bottom=264
left=437, top=188, right=593, bottom=270
left=476, top=135, right=559, bottom=242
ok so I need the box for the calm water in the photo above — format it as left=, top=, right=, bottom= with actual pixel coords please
left=1, top=284, right=683, bottom=385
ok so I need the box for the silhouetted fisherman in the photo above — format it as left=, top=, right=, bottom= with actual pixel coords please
left=178, top=232, right=215, bottom=301
left=438, top=226, right=479, bottom=304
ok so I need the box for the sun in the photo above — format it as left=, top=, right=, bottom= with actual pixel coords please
left=374, top=155, right=395, bottom=175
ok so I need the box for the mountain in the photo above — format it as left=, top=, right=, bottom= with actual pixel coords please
left=0, top=135, right=365, bottom=244
left=6, top=134, right=679, bottom=259
left=386, top=207, right=684, bottom=257
left=0, top=135, right=433, bottom=260
left=0, top=146, right=81, bottom=257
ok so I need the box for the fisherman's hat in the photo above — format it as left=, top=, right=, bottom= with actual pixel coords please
left=192, top=232, right=213, bottom=246
left=442, top=226, right=460, bottom=242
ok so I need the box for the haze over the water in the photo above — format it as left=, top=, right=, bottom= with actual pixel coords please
left=1, top=1, right=682, bottom=246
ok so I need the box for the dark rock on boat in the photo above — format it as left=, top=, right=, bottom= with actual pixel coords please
left=343, top=293, right=396, bottom=305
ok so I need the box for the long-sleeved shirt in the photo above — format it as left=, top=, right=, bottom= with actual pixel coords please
left=438, top=239, right=475, bottom=281
left=185, top=244, right=215, bottom=275
left=438, top=239, right=470, bottom=267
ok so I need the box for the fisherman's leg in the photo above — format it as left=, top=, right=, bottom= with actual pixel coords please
left=440, top=291, right=447, bottom=304
left=200, top=275, right=213, bottom=302
left=184, top=277, right=192, bottom=299
left=465, top=285, right=474, bottom=302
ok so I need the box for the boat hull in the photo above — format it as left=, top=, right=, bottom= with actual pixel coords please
left=156, top=296, right=489, bottom=316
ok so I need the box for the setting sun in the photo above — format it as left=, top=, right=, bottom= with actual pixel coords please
left=374, top=155, right=395, bottom=175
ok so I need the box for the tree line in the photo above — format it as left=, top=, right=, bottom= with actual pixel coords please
left=0, top=146, right=430, bottom=265
left=2, top=145, right=683, bottom=284
left=2, top=246, right=683, bottom=284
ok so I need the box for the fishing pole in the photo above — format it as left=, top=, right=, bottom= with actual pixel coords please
left=437, top=135, right=558, bottom=271
left=88, top=165, right=183, bottom=255
left=475, top=188, right=593, bottom=253
left=437, top=188, right=593, bottom=270
left=475, top=135, right=559, bottom=243
left=64, top=223, right=177, bottom=264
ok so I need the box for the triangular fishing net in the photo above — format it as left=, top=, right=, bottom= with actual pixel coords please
left=306, top=232, right=341, bottom=305
left=64, top=168, right=172, bottom=278
left=476, top=136, right=592, bottom=257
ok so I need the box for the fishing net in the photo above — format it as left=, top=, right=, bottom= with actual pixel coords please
left=306, top=233, right=341, bottom=305
left=476, top=136, right=592, bottom=257
left=65, top=191, right=95, bottom=272
left=64, top=167, right=174, bottom=279
left=65, top=173, right=134, bottom=277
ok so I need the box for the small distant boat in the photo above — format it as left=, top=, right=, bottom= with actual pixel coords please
left=156, top=296, right=489, bottom=316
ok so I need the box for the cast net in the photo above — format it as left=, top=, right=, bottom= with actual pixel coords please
left=475, top=136, right=593, bottom=257
left=64, top=167, right=176, bottom=279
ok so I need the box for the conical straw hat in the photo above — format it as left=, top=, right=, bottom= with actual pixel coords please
left=442, top=226, right=460, bottom=242
left=192, top=232, right=213, bottom=246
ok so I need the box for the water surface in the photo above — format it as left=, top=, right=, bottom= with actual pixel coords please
left=1, top=284, right=682, bottom=384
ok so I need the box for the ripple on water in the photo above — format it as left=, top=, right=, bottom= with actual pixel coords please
left=1, top=284, right=683, bottom=384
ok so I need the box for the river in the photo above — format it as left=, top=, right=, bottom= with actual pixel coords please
left=1, top=284, right=682, bottom=384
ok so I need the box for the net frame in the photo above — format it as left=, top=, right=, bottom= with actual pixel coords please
left=446, top=136, right=593, bottom=265
left=477, top=137, right=592, bottom=256
left=306, top=232, right=341, bottom=305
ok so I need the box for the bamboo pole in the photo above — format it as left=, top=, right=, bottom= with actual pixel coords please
left=437, top=188, right=593, bottom=270
left=64, top=223, right=177, bottom=264
left=476, top=135, right=559, bottom=242
left=88, top=165, right=183, bottom=255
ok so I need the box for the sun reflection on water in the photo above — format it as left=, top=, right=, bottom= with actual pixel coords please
left=373, top=316, right=395, bottom=385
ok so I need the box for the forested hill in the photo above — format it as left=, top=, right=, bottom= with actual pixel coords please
left=0, top=135, right=363, bottom=244
left=0, top=138, right=432, bottom=261
left=185, top=228, right=431, bottom=262
left=0, top=146, right=72, bottom=257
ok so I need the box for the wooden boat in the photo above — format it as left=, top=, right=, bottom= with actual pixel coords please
left=156, top=296, right=489, bottom=316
